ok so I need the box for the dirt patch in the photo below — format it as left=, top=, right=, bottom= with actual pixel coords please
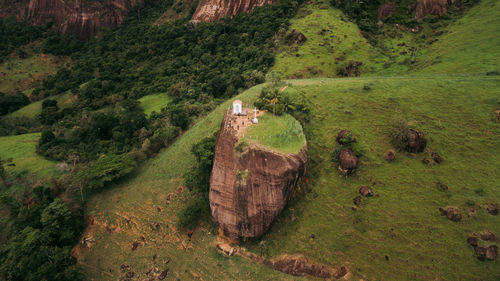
left=239, top=249, right=348, bottom=279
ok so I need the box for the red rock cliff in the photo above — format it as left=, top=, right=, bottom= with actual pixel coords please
left=210, top=112, right=307, bottom=239
left=0, top=0, right=141, bottom=39
left=191, top=0, right=275, bottom=22
left=410, top=0, right=455, bottom=20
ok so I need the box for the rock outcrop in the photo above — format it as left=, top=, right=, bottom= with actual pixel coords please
left=0, top=0, right=141, bottom=39
left=377, top=2, right=396, bottom=21
left=191, top=0, right=275, bottom=22
left=410, top=0, right=455, bottom=21
left=337, top=149, right=358, bottom=175
left=210, top=112, right=307, bottom=239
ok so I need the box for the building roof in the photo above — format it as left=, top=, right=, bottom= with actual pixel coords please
left=232, top=100, right=242, bottom=104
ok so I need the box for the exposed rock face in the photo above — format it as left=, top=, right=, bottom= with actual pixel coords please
left=410, top=0, right=455, bottom=21
left=192, top=0, right=275, bottom=22
left=0, top=0, right=141, bottom=39
left=378, top=2, right=396, bottom=21
left=210, top=112, right=307, bottom=239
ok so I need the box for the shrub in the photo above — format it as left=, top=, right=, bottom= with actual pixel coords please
left=177, top=197, right=206, bottom=229
left=389, top=118, right=410, bottom=151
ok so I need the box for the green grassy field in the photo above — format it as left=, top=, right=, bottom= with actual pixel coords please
left=0, top=133, right=59, bottom=177
left=138, top=93, right=171, bottom=117
left=7, top=91, right=75, bottom=118
left=243, top=112, right=306, bottom=154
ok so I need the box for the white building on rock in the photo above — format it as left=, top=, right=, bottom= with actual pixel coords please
left=232, top=100, right=243, bottom=115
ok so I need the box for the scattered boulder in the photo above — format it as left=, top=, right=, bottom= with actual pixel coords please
left=439, top=207, right=462, bottom=222
left=407, top=129, right=427, bottom=153
left=421, top=157, right=431, bottom=165
left=132, top=241, right=140, bottom=251
left=484, top=203, right=499, bottom=215
left=431, top=151, right=443, bottom=163
left=336, top=130, right=355, bottom=145
left=121, top=264, right=130, bottom=271
left=288, top=29, right=307, bottom=45
left=338, top=149, right=358, bottom=175
left=495, top=108, right=500, bottom=121
left=480, top=231, right=498, bottom=242
left=359, top=186, right=374, bottom=197
left=337, top=61, right=363, bottom=77
left=467, top=236, right=478, bottom=247
left=476, top=245, right=498, bottom=261
left=384, top=150, right=396, bottom=161
left=353, top=196, right=362, bottom=206
left=126, top=271, right=135, bottom=278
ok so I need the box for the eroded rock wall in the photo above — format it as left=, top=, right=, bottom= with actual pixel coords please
left=210, top=112, right=307, bottom=239
left=191, top=0, right=275, bottom=22
left=411, top=0, right=455, bottom=20
left=0, top=0, right=141, bottom=39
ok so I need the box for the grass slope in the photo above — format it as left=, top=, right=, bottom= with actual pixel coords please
left=0, top=133, right=59, bottom=177
left=272, top=0, right=387, bottom=78
left=0, top=51, right=65, bottom=94
left=413, top=0, right=500, bottom=74
left=138, top=93, right=171, bottom=117
left=7, top=91, right=75, bottom=118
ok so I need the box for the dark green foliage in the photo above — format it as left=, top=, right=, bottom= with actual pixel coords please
left=0, top=92, right=30, bottom=115
left=42, top=32, right=83, bottom=56
left=0, top=17, right=45, bottom=60
left=0, top=182, right=84, bottom=281
left=254, top=86, right=311, bottom=122
left=178, top=135, right=216, bottom=229
left=75, top=154, right=137, bottom=193
left=389, top=118, right=410, bottom=151
left=0, top=116, right=40, bottom=136
left=169, top=105, right=190, bottom=130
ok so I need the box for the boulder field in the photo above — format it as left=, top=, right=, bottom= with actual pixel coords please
left=209, top=112, right=307, bottom=239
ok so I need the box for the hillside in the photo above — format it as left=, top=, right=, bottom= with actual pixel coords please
left=0, top=0, right=499, bottom=280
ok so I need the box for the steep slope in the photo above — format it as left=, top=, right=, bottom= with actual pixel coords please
left=413, top=0, right=500, bottom=74
left=0, top=0, right=141, bottom=39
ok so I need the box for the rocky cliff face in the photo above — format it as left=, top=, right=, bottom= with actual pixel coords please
left=192, top=0, right=275, bottom=22
left=0, top=0, right=141, bottom=39
left=210, top=112, right=307, bottom=239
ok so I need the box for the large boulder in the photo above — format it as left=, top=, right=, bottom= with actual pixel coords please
left=338, top=149, right=358, bottom=175
left=384, top=150, right=396, bottom=161
left=476, top=245, right=498, bottom=261
left=209, top=112, right=307, bottom=239
left=407, top=129, right=427, bottom=153
left=485, top=203, right=499, bottom=215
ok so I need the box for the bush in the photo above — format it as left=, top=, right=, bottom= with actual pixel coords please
left=0, top=92, right=30, bottom=115
left=177, top=197, right=207, bottom=229
left=389, top=118, right=410, bottom=151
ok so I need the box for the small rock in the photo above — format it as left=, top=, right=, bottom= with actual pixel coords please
left=310, top=234, right=316, bottom=239
left=359, top=186, right=374, bottom=197
left=421, top=157, right=431, bottom=165
left=467, top=236, right=478, bottom=247
left=384, top=150, right=395, bottom=161
left=132, top=241, right=140, bottom=251
left=353, top=196, right=362, bottom=206
left=352, top=206, right=357, bottom=211
left=159, top=269, right=169, bottom=280
left=485, top=203, right=499, bottom=215
left=476, top=246, right=487, bottom=260
left=385, top=255, right=389, bottom=261
left=439, top=207, right=462, bottom=222
left=436, top=181, right=448, bottom=191
left=480, top=231, right=498, bottom=242
left=121, top=264, right=130, bottom=271
left=126, top=271, right=135, bottom=278
left=431, top=151, right=443, bottom=163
